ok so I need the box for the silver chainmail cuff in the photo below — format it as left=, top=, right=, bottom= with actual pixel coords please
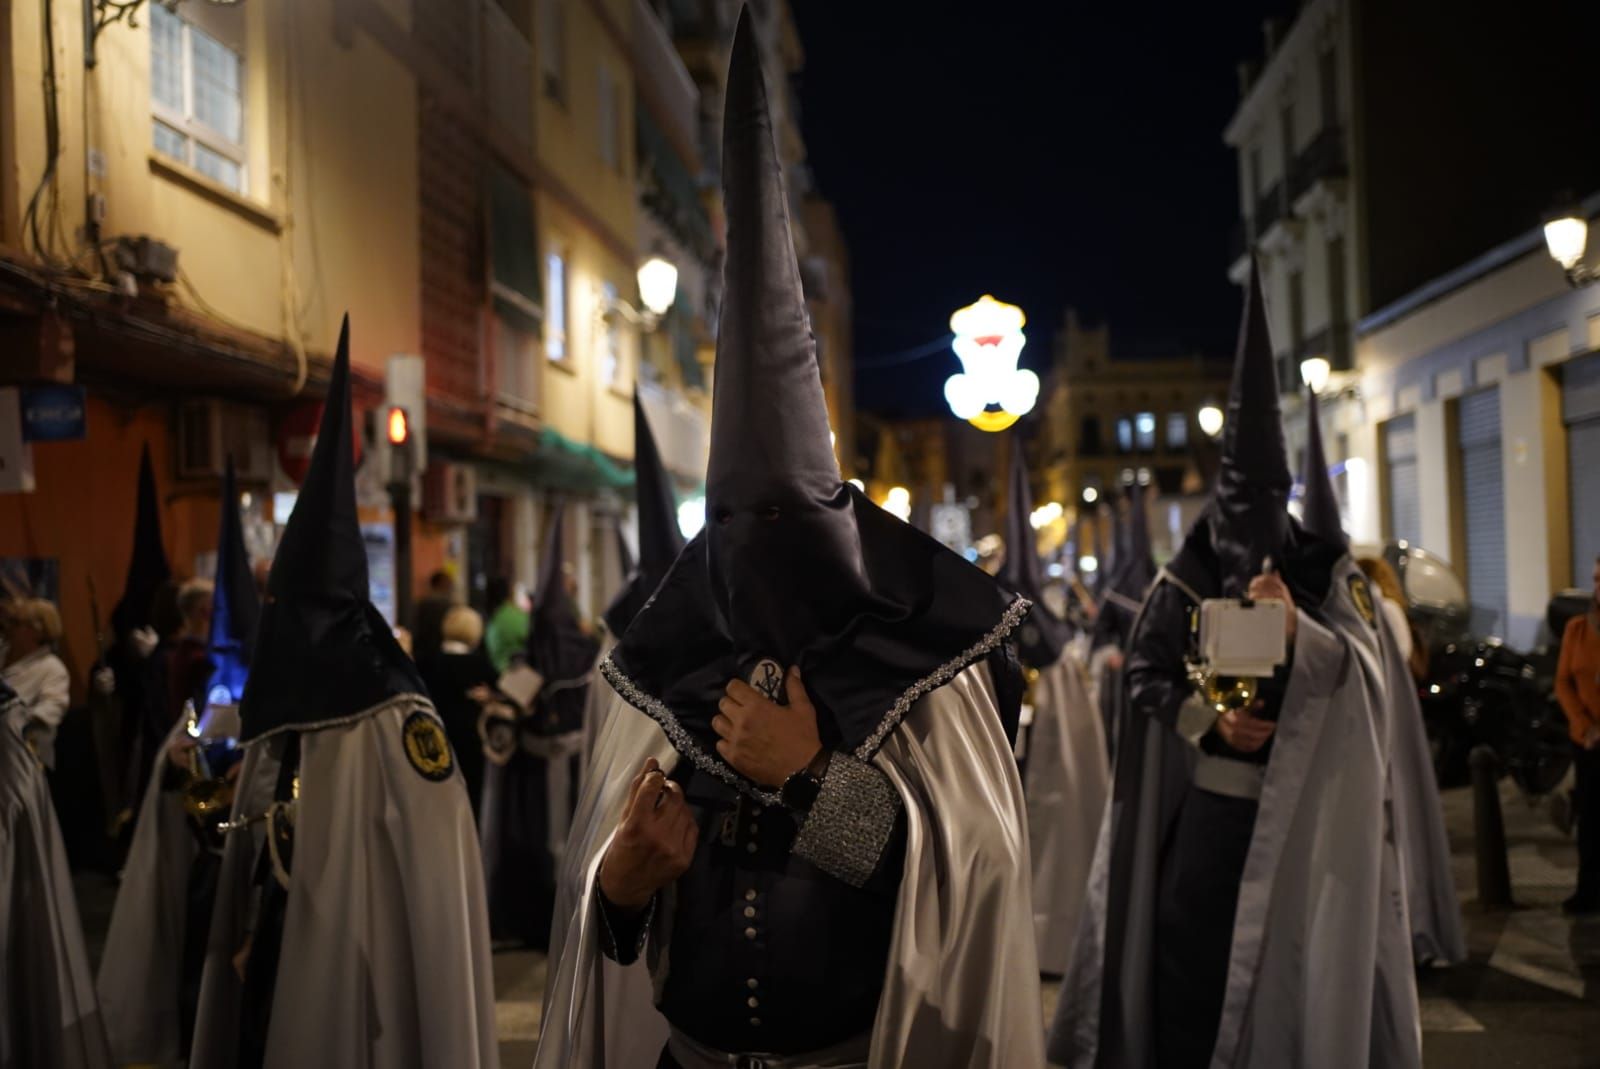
left=792, top=752, right=902, bottom=888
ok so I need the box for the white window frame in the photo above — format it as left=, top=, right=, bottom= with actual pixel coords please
left=599, top=280, right=622, bottom=388
left=545, top=248, right=569, bottom=364
left=150, top=5, right=248, bottom=194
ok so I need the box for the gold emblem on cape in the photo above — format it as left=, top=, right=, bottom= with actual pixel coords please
left=1349, top=574, right=1377, bottom=628
left=402, top=711, right=454, bottom=782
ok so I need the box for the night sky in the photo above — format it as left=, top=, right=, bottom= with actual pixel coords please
left=792, top=2, right=1285, bottom=418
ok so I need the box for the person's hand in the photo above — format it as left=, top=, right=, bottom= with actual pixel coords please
left=1583, top=725, right=1600, bottom=751
left=131, top=626, right=159, bottom=659
left=232, top=935, right=252, bottom=981
left=466, top=685, right=495, bottom=705
left=166, top=736, right=198, bottom=771
left=713, top=667, right=823, bottom=788
left=1105, top=649, right=1125, bottom=672
left=92, top=667, right=116, bottom=696
left=1247, top=572, right=1297, bottom=644
left=598, top=758, right=698, bottom=911
left=1215, top=699, right=1276, bottom=753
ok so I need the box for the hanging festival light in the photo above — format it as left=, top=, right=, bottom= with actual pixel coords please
left=944, top=295, right=1039, bottom=433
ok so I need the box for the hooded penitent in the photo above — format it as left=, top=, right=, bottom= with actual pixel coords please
left=206, top=456, right=260, bottom=711
left=603, top=395, right=685, bottom=636
left=111, top=445, right=173, bottom=639
left=1093, top=494, right=1121, bottom=600
left=526, top=504, right=600, bottom=734
left=998, top=442, right=1068, bottom=669
left=239, top=318, right=427, bottom=742
left=602, top=9, right=1028, bottom=801
left=1297, top=386, right=1346, bottom=547
left=1094, top=478, right=1156, bottom=650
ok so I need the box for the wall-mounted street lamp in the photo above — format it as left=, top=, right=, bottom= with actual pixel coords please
left=1299, top=355, right=1331, bottom=394
left=1081, top=486, right=1099, bottom=504
left=1197, top=403, right=1225, bottom=438
left=601, top=255, right=681, bottom=330
left=1544, top=209, right=1594, bottom=287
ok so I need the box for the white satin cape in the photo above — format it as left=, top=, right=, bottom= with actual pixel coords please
left=189, top=697, right=498, bottom=1069
left=534, top=663, right=1044, bottom=1069
left=0, top=720, right=112, bottom=1069
left=1025, top=651, right=1109, bottom=976
left=1057, top=556, right=1422, bottom=1068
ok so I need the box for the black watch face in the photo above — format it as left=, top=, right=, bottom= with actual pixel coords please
left=783, top=770, right=822, bottom=811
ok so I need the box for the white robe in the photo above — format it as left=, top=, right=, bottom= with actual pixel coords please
left=96, top=715, right=198, bottom=1064
left=1057, top=557, right=1422, bottom=1068
left=0, top=718, right=112, bottom=1068
left=1024, top=651, right=1110, bottom=976
left=189, top=697, right=499, bottom=1069
left=535, top=664, right=1044, bottom=1069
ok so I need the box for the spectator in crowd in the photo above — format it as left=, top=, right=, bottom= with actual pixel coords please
left=168, top=579, right=215, bottom=721
left=484, top=575, right=529, bottom=675
left=1, top=596, right=72, bottom=767
left=421, top=603, right=500, bottom=816
left=410, top=567, right=457, bottom=671
left=1555, top=553, right=1600, bottom=915
left=1358, top=556, right=1428, bottom=681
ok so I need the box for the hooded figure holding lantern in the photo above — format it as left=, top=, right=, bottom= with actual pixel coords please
left=535, top=12, right=1043, bottom=1068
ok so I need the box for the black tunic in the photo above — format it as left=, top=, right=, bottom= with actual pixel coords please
left=600, top=765, right=907, bottom=1056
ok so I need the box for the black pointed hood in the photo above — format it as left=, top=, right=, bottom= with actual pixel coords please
left=603, top=395, right=686, bottom=635
left=604, top=9, right=1028, bottom=803
left=239, top=318, right=427, bottom=743
left=1298, top=387, right=1346, bottom=547
left=998, top=443, right=1068, bottom=667
left=1093, top=494, right=1122, bottom=599
left=526, top=503, right=600, bottom=733
left=206, top=456, right=260, bottom=706
left=1206, top=259, right=1293, bottom=592
left=1095, top=479, right=1157, bottom=650
left=110, top=445, right=172, bottom=637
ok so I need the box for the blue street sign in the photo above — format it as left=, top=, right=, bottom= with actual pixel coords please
left=20, top=385, right=87, bottom=442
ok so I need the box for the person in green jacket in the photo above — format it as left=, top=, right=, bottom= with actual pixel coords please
left=484, top=575, right=529, bottom=674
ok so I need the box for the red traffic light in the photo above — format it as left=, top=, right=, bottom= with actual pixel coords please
left=387, top=406, right=410, bottom=446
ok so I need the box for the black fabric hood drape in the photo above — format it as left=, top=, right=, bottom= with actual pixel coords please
left=110, top=444, right=173, bottom=637
left=603, top=394, right=686, bottom=635
left=1205, top=259, right=1295, bottom=594
left=239, top=317, right=427, bottom=743
left=1094, top=496, right=1122, bottom=600
left=1095, top=480, right=1157, bottom=650
left=206, top=455, right=260, bottom=705
left=526, top=502, right=600, bottom=734
left=604, top=8, right=1028, bottom=804
left=1298, top=386, right=1346, bottom=548
left=997, top=443, right=1067, bottom=668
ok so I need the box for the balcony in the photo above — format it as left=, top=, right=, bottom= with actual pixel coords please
left=1289, top=126, right=1347, bottom=205
left=634, top=0, right=702, bottom=175
left=483, top=1, right=534, bottom=163
left=1256, top=182, right=1286, bottom=235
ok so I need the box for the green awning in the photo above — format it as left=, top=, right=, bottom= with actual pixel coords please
left=527, top=428, right=635, bottom=492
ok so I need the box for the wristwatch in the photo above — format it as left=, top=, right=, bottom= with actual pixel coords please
left=781, top=747, right=831, bottom=813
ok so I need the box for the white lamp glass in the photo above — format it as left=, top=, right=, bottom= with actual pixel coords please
left=637, top=256, right=680, bottom=317
left=676, top=496, right=705, bottom=538
left=1544, top=216, right=1588, bottom=271
left=1197, top=404, right=1225, bottom=438
left=1299, top=356, right=1331, bottom=394
left=1082, top=486, right=1099, bottom=504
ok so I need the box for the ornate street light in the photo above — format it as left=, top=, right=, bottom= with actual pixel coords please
left=944, top=296, right=1039, bottom=433
left=636, top=255, right=680, bottom=318
left=1544, top=209, right=1595, bottom=287
left=1299, top=356, right=1331, bottom=394
left=1197, top=403, right=1225, bottom=438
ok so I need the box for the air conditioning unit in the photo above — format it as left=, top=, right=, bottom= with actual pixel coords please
left=176, top=400, right=272, bottom=482
left=423, top=462, right=478, bottom=524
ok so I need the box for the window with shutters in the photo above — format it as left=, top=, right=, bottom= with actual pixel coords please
left=1383, top=414, right=1421, bottom=547
left=1564, top=353, right=1600, bottom=585
left=545, top=249, right=569, bottom=363
left=597, top=63, right=621, bottom=170
left=600, top=280, right=622, bottom=388
left=1457, top=388, right=1507, bottom=636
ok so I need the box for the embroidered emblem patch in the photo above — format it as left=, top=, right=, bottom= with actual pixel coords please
left=749, top=658, right=785, bottom=703
left=402, top=711, right=454, bottom=782
left=1349, top=574, right=1378, bottom=629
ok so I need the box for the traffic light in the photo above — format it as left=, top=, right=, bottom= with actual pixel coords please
left=387, top=405, right=410, bottom=447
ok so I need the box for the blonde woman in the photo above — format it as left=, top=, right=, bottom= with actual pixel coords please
left=2, top=597, right=71, bottom=767
left=1358, top=557, right=1428, bottom=681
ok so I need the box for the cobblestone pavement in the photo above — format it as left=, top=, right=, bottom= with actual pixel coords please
left=69, top=781, right=1598, bottom=1067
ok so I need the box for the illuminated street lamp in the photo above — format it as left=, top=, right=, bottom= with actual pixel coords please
left=881, top=485, right=912, bottom=522
left=1081, top=486, right=1099, bottom=504
left=1300, top=355, right=1331, bottom=394
left=944, top=295, right=1039, bottom=432
left=637, top=255, right=680, bottom=317
left=1544, top=209, right=1594, bottom=287
left=1197, top=403, right=1225, bottom=438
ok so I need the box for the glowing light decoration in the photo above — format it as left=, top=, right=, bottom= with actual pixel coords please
left=1029, top=500, right=1064, bottom=530
left=944, top=295, right=1039, bottom=432
left=881, top=485, right=912, bottom=522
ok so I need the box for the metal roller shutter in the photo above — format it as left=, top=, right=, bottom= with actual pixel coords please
left=1384, top=414, right=1421, bottom=546
left=1566, top=353, right=1600, bottom=585
left=1458, top=387, right=1506, bottom=637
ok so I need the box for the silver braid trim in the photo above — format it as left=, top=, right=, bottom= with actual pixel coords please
left=851, top=595, right=1031, bottom=761
left=597, top=594, right=1031, bottom=805
left=242, top=693, right=436, bottom=748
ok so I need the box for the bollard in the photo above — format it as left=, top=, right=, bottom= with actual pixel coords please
left=1469, top=744, right=1513, bottom=908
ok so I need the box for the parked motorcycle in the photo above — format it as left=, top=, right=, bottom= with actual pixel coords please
left=1380, top=542, right=1571, bottom=797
